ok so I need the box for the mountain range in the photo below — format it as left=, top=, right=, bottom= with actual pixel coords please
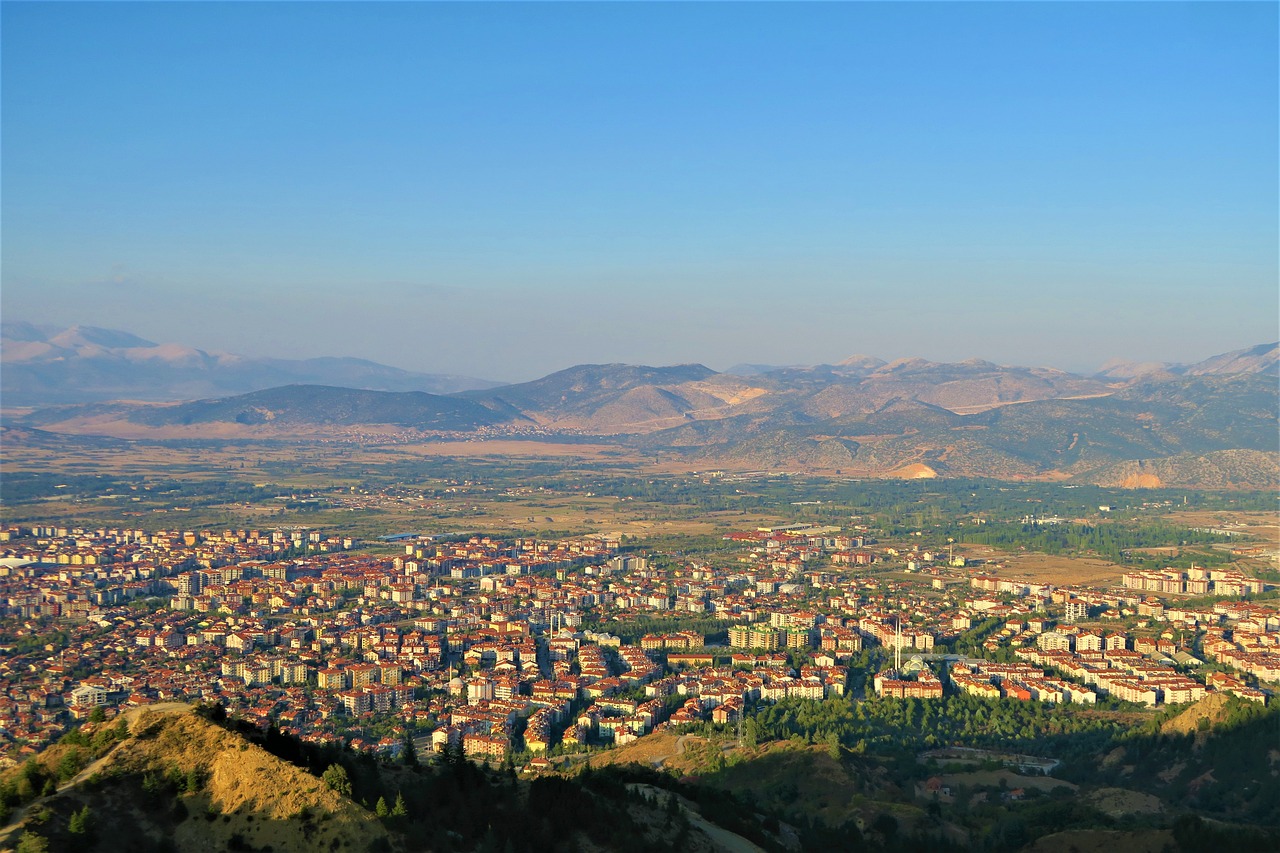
left=0, top=322, right=501, bottom=406
left=5, top=324, right=1277, bottom=487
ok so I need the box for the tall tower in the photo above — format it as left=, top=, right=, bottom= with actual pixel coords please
left=894, top=618, right=902, bottom=672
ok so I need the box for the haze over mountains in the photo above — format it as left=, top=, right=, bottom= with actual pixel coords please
left=4, top=324, right=1277, bottom=488
left=0, top=322, right=501, bottom=406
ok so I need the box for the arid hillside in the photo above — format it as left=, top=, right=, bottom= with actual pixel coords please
left=1, top=706, right=386, bottom=853
left=14, top=345, right=1279, bottom=488
left=0, top=707, right=783, bottom=853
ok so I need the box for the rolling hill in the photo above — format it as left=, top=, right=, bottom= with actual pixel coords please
left=0, top=705, right=771, bottom=853
left=11, top=343, right=1278, bottom=487
left=20, top=385, right=516, bottom=439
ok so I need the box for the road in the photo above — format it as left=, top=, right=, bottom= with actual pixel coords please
left=0, top=703, right=191, bottom=847
left=655, top=733, right=691, bottom=768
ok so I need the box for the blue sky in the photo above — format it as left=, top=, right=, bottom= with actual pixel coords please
left=3, top=1, right=1276, bottom=381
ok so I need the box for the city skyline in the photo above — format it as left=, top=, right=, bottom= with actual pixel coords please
left=3, top=2, right=1276, bottom=381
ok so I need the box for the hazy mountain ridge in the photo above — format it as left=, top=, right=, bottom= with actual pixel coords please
left=1095, top=341, right=1278, bottom=380
left=22, top=385, right=514, bottom=437
left=1, top=322, right=501, bottom=405
left=10, top=337, right=1277, bottom=487
left=690, top=374, right=1278, bottom=483
left=459, top=363, right=729, bottom=433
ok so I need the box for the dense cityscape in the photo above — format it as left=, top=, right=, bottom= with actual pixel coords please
left=2, top=509, right=1275, bottom=774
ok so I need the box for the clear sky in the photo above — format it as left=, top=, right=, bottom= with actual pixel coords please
left=3, top=1, right=1276, bottom=381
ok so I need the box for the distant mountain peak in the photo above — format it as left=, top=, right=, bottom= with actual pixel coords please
left=1, top=321, right=501, bottom=406
left=835, top=353, right=887, bottom=368
left=1094, top=342, right=1278, bottom=380
left=1183, top=342, right=1278, bottom=376
left=874, top=357, right=937, bottom=374
left=521, top=362, right=716, bottom=388
left=48, top=324, right=158, bottom=349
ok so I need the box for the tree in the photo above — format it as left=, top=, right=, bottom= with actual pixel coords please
left=375, top=796, right=389, bottom=818
left=68, top=804, right=94, bottom=835
left=58, top=748, right=83, bottom=782
left=824, top=731, right=841, bottom=761
left=87, top=706, right=106, bottom=724
left=391, top=792, right=407, bottom=817
left=401, top=732, right=418, bottom=767
left=15, top=832, right=49, bottom=853
left=142, top=772, right=164, bottom=796
left=59, top=729, right=87, bottom=748
left=14, top=769, right=37, bottom=803
left=322, top=763, right=352, bottom=798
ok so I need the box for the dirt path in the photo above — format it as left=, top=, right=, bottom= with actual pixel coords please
left=627, top=783, right=767, bottom=853
left=0, top=745, right=125, bottom=846
left=656, top=734, right=691, bottom=768
left=690, top=811, right=769, bottom=853
left=0, top=704, right=192, bottom=846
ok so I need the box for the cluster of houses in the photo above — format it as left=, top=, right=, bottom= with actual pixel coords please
left=0, top=518, right=1276, bottom=768
left=1123, top=567, right=1268, bottom=597
left=950, top=658, right=1096, bottom=703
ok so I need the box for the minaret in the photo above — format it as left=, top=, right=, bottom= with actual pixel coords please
left=894, top=618, right=902, bottom=672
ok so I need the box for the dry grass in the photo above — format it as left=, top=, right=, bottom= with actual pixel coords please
left=119, top=710, right=387, bottom=853
left=391, top=439, right=628, bottom=459
left=1083, top=787, right=1166, bottom=817
left=1162, top=510, right=1280, bottom=543
left=1159, top=694, right=1235, bottom=737
left=585, top=732, right=685, bottom=770
left=959, top=545, right=1126, bottom=586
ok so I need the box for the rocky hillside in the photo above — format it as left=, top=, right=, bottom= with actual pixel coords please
left=1082, top=450, right=1280, bottom=490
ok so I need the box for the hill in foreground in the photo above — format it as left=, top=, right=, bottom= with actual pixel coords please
left=1, top=706, right=386, bottom=853
left=6, top=697, right=1280, bottom=852
left=1, top=706, right=779, bottom=853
